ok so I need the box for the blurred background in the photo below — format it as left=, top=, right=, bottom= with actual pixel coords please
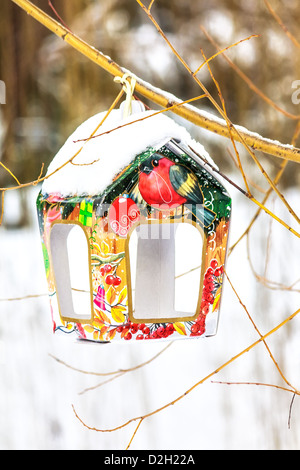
left=1, top=0, right=300, bottom=450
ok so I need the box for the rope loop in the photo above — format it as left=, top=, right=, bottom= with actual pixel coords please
left=114, top=73, right=137, bottom=118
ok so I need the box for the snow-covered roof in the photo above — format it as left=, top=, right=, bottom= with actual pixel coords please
left=42, top=101, right=215, bottom=197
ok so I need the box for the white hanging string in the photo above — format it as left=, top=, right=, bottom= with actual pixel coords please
left=114, top=73, right=137, bottom=118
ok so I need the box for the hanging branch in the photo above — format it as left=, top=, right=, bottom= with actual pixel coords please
left=9, top=0, right=300, bottom=163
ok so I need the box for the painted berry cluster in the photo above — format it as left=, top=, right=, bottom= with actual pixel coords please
left=115, top=321, right=175, bottom=341
left=100, top=263, right=122, bottom=287
left=201, top=259, right=223, bottom=314
left=187, top=259, right=224, bottom=337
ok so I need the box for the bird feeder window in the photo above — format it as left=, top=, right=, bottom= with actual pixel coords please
left=128, top=221, right=204, bottom=323
left=49, top=221, right=94, bottom=323
left=37, top=106, right=231, bottom=342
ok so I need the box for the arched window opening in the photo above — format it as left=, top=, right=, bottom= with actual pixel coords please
left=128, top=222, right=203, bottom=323
left=50, top=222, right=93, bottom=323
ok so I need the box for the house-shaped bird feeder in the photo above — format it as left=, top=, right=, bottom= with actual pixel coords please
left=37, top=101, right=231, bottom=342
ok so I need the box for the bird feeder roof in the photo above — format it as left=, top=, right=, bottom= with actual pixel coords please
left=41, top=104, right=217, bottom=198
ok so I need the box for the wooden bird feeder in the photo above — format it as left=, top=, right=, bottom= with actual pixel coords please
left=37, top=102, right=231, bottom=342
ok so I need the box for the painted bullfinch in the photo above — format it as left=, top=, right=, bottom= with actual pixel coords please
left=138, top=153, right=216, bottom=228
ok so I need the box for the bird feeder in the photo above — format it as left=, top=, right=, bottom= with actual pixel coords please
left=37, top=100, right=231, bottom=342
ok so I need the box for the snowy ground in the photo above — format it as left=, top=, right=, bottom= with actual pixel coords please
left=0, top=184, right=300, bottom=450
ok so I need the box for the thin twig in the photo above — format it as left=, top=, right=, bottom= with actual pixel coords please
left=49, top=342, right=173, bottom=377
left=0, top=161, right=20, bottom=185
left=126, top=418, right=144, bottom=450
left=288, top=393, right=296, bottom=429
left=246, top=231, right=300, bottom=293
left=48, top=0, right=72, bottom=32
left=228, top=120, right=300, bottom=254
left=200, top=25, right=300, bottom=120
left=224, top=269, right=299, bottom=393
left=211, top=380, right=297, bottom=395
left=78, top=372, right=125, bottom=395
left=72, top=306, right=300, bottom=433
left=212, top=379, right=297, bottom=429
left=73, top=94, right=207, bottom=143
left=147, top=0, right=156, bottom=12
left=228, top=160, right=289, bottom=254
left=199, top=46, right=251, bottom=195
left=190, top=145, right=300, bottom=240
left=264, top=0, right=300, bottom=50
left=193, top=33, right=259, bottom=77
left=0, top=191, right=5, bottom=226
left=0, top=292, right=49, bottom=302
left=226, top=146, right=267, bottom=194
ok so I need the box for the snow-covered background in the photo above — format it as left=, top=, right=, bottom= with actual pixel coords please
left=1, top=179, right=300, bottom=450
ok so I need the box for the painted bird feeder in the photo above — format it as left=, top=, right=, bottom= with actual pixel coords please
left=37, top=100, right=231, bottom=343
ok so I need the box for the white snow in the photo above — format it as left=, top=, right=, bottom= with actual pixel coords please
left=1, top=186, right=300, bottom=450
left=41, top=102, right=215, bottom=197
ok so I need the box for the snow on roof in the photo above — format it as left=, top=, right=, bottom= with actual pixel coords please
left=42, top=101, right=215, bottom=197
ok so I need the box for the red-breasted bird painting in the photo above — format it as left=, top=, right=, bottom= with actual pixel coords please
left=138, top=153, right=216, bottom=228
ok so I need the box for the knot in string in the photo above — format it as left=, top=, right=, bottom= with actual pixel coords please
left=114, top=73, right=137, bottom=118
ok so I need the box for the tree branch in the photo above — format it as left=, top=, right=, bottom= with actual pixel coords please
left=10, top=0, right=300, bottom=163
